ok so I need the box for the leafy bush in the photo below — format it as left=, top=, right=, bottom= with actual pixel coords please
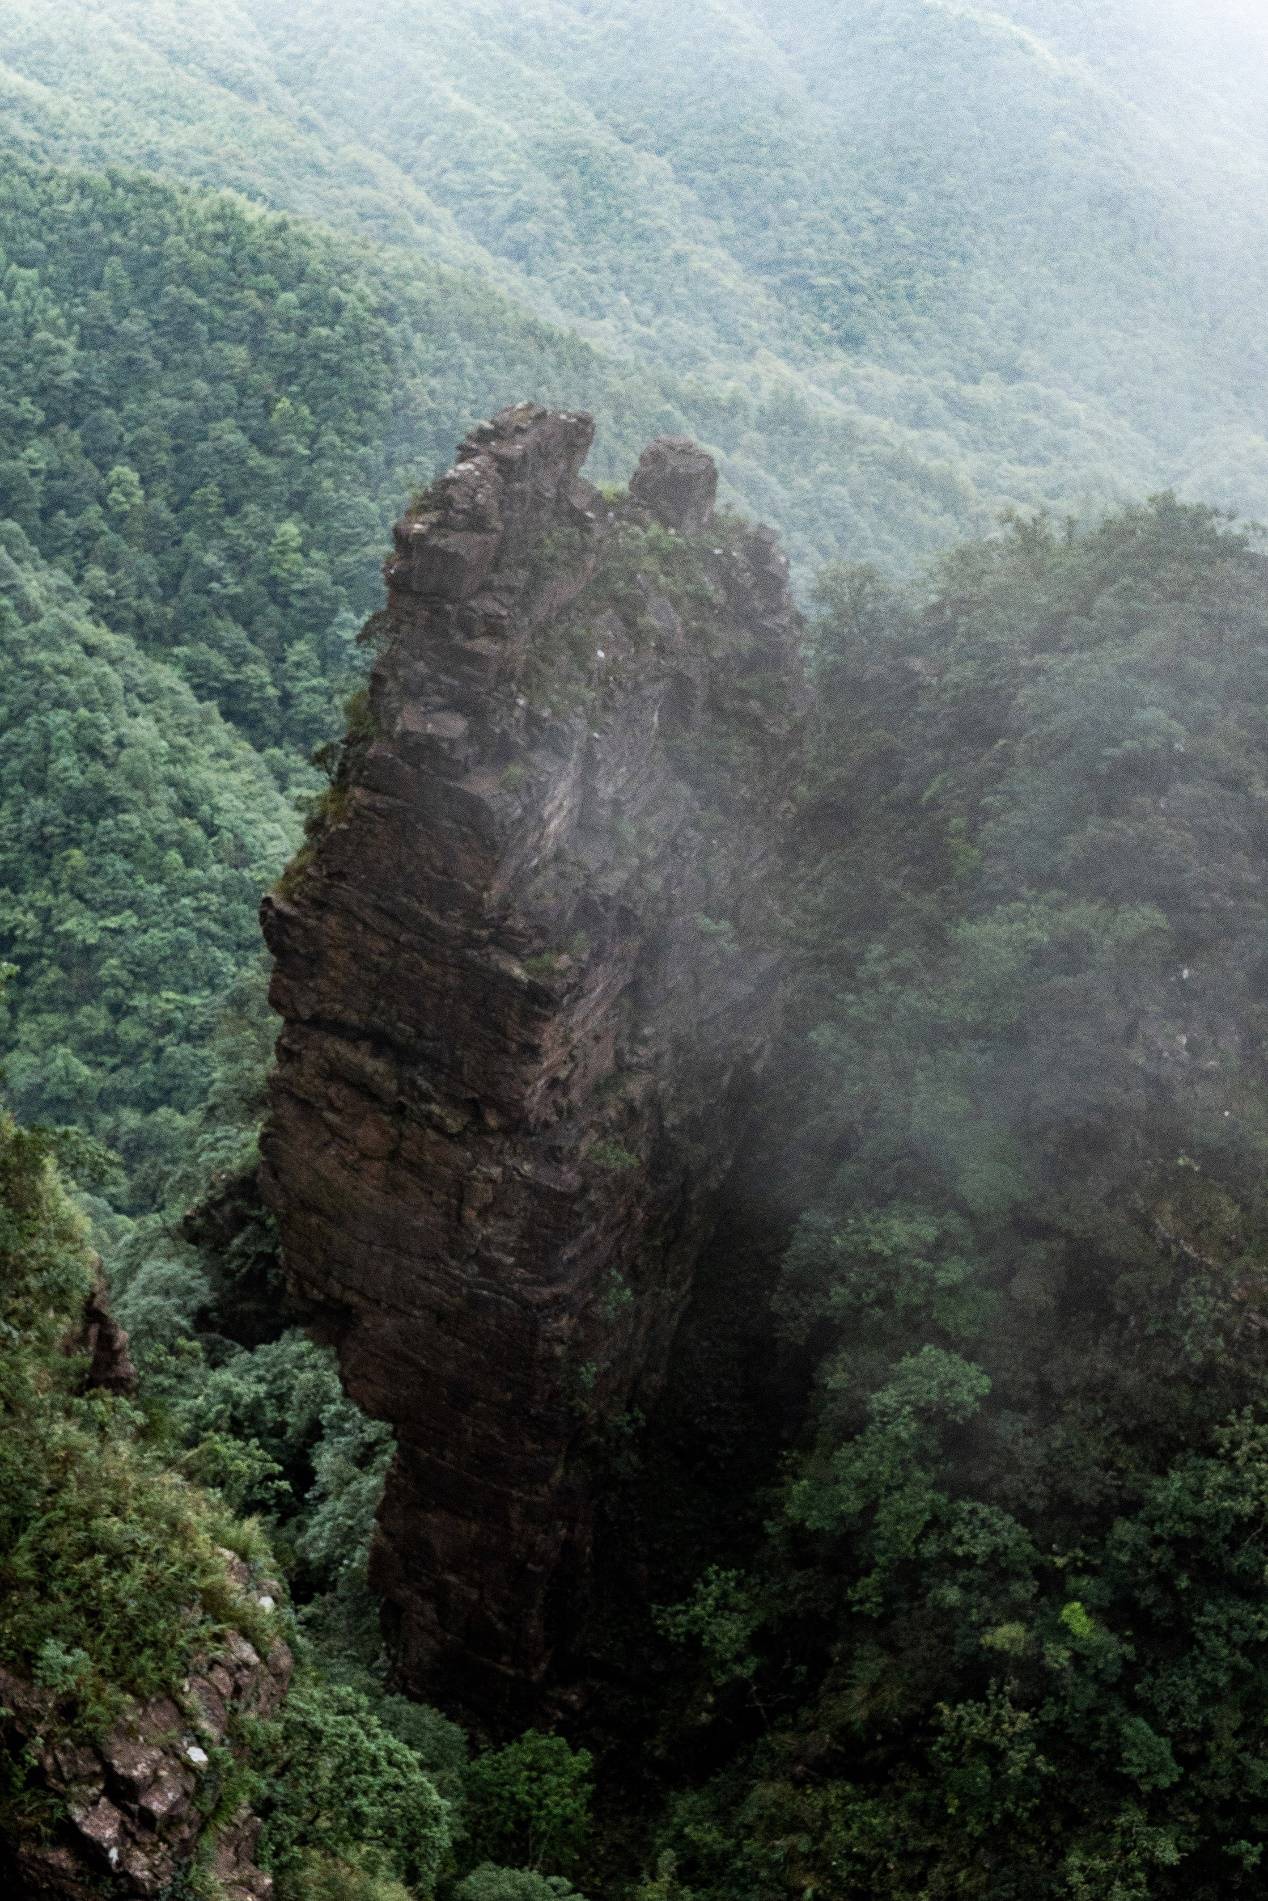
left=464, top=1731, right=594, bottom=1874
left=252, top=1677, right=451, bottom=1892
left=457, top=1865, right=589, bottom=1901
left=275, top=1849, right=413, bottom=1901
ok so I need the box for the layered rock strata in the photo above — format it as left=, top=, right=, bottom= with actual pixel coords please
left=260, top=405, right=805, bottom=1713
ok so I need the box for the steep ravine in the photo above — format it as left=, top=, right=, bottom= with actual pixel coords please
left=260, top=405, right=807, bottom=1717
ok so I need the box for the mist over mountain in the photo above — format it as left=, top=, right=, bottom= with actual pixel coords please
left=4, top=0, right=1268, bottom=568
left=4, top=6, right=1268, bottom=1899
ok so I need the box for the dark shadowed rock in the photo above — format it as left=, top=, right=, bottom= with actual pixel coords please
left=66, top=1266, right=137, bottom=1397
left=629, top=435, right=719, bottom=533
left=260, top=404, right=805, bottom=1719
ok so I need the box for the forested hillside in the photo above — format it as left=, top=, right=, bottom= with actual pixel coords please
left=0, top=524, right=296, bottom=1198
left=638, top=499, right=1268, bottom=1898
left=3, top=0, right=1268, bottom=568
left=0, top=158, right=605, bottom=747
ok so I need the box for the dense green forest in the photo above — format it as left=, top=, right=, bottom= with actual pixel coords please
left=4, top=1, right=1268, bottom=1896
left=4, top=0, right=1268, bottom=570
left=0, top=526, right=295, bottom=1197
left=0, top=157, right=601, bottom=749
left=13, top=488, right=1268, bottom=1899
left=641, top=499, right=1268, bottom=1898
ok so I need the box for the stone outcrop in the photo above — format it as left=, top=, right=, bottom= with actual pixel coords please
left=0, top=1554, right=291, bottom=1899
left=628, top=437, right=718, bottom=534
left=260, top=404, right=806, bottom=1716
left=69, top=1266, right=137, bottom=1397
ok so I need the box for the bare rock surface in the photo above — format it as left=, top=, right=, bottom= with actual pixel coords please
left=260, top=404, right=806, bottom=1716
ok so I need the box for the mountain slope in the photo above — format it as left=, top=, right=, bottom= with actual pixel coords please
left=3, top=0, right=1268, bottom=568
left=0, top=524, right=297, bottom=1200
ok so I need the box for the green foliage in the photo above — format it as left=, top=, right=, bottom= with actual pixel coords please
left=252, top=1676, right=451, bottom=1892
left=631, top=1857, right=696, bottom=1901
left=276, top=1851, right=414, bottom=1901
left=109, top=1304, right=395, bottom=1664
left=370, top=1696, right=469, bottom=1804
left=655, top=1569, right=761, bottom=1688
left=456, top=1867, right=588, bottom=1901
left=464, top=1731, right=594, bottom=1875
left=598, top=1270, right=634, bottom=1324
left=0, top=158, right=409, bottom=749
left=587, top=1141, right=639, bottom=1173
left=0, top=527, right=296, bottom=1204
left=0, top=1097, right=276, bottom=1754
left=522, top=952, right=566, bottom=982
left=656, top=499, right=1268, bottom=1897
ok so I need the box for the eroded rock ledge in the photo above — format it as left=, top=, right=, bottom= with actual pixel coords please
left=0, top=1551, right=290, bottom=1899
left=260, top=405, right=806, bottom=1716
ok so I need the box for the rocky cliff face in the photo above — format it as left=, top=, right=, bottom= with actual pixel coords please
left=260, top=405, right=805, bottom=1715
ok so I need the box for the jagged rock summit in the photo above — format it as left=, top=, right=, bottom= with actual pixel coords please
left=260, top=405, right=806, bottom=1716
left=629, top=436, right=719, bottom=533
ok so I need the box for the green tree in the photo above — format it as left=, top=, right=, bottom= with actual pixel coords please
left=465, top=1732, right=594, bottom=1875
